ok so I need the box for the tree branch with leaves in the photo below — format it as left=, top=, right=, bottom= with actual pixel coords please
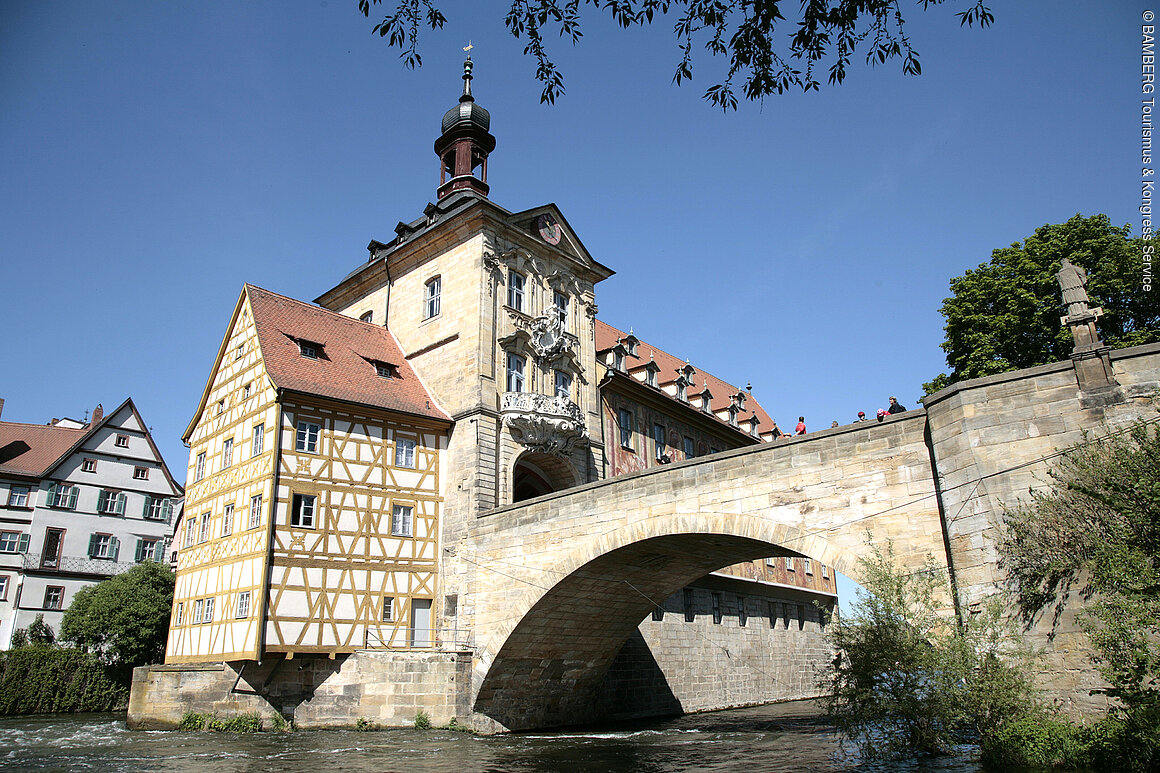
left=357, top=0, right=993, bottom=109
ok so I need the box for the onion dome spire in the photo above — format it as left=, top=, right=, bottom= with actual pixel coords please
left=434, top=52, right=496, bottom=200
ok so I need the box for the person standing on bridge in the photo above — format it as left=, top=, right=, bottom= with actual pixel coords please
left=857, top=411, right=868, bottom=421
left=887, top=396, right=907, bottom=414
left=795, top=416, right=806, bottom=435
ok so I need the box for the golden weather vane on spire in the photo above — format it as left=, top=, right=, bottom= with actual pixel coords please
left=463, top=41, right=473, bottom=53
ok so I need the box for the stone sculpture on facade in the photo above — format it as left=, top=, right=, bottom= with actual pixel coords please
left=1056, top=257, right=1117, bottom=392
left=501, top=391, right=588, bottom=455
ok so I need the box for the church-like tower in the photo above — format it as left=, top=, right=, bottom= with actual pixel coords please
left=433, top=56, right=496, bottom=200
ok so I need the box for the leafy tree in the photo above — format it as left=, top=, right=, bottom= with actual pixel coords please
left=8, top=614, right=56, bottom=650
left=924, top=214, right=1160, bottom=395
left=823, top=539, right=1038, bottom=760
left=60, top=561, right=175, bottom=670
left=357, top=0, right=994, bottom=109
left=999, top=419, right=1160, bottom=770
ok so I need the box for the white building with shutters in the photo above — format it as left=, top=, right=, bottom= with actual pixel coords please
left=0, top=398, right=183, bottom=648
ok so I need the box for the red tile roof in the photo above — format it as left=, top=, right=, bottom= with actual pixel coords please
left=595, top=320, right=777, bottom=435
left=246, top=285, right=450, bottom=422
left=0, top=421, right=86, bottom=477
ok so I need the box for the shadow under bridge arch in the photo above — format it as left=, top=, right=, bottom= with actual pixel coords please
left=472, top=532, right=793, bottom=731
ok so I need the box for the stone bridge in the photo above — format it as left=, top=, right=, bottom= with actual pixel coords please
left=459, top=344, right=1160, bottom=729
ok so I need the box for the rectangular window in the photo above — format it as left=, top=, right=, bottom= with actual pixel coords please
left=0, top=576, right=7, bottom=601
left=44, top=586, right=64, bottom=610
left=618, top=408, right=634, bottom=449
left=96, top=489, right=126, bottom=515
left=683, top=436, right=695, bottom=459
left=243, top=382, right=252, bottom=399
left=252, top=423, right=264, bottom=457
left=804, top=558, right=813, bottom=575
left=82, top=458, right=97, bottom=473
left=0, top=532, right=20, bottom=553
left=7, top=486, right=29, bottom=508
left=41, top=528, right=64, bottom=568
left=553, top=291, right=568, bottom=330
left=198, top=512, right=211, bottom=543
left=115, top=434, right=129, bottom=448
left=296, top=421, right=320, bottom=453
left=298, top=342, right=317, bottom=359
left=507, top=271, right=525, bottom=311
left=135, top=538, right=162, bottom=563
left=711, top=592, right=723, bottom=625
left=249, top=494, right=262, bottom=529
left=395, top=437, right=416, bottom=469
left=144, top=496, right=171, bottom=521
left=195, top=452, right=206, bottom=482
left=391, top=504, right=414, bottom=537
left=222, top=504, right=234, bottom=537
left=235, top=343, right=244, bottom=360
left=786, top=557, right=795, bottom=572
left=738, top=596, right=748, bottom=627
left=203, top=597, right=214, bottom=623
left=424, top=277, right=441, bottom=319
left=505, top=352, right=526, bottom=393
left=652, top=423, right=666, bottom=461
left=222, top=438, right=234, bottom=468
left=193, top=599, right=204, bottom=624
left=554, top=370, right=572, bottom=400
left=683, top=588, right=695, bottom=622
left=291, top=494, right=316, bottom=528
left=217, top=398, right=226, bottom=414
left=374, top=362, right=394, bottom=378
left=133, top=466, right=149, bottom=480
left=183, top=518, right=197, bottom=548
left=236, top=590, right=251, bottom=618
left=822, top=563, right=829, bottom=579
left=382, top=596, right=394, bottom=622
left=89, top=533, right=116, bottom=559
left=764, top=556, right=775, bottom=567
left=175, top=602, right=184, bottom=626
left=50, top=482, right=80, bottom=507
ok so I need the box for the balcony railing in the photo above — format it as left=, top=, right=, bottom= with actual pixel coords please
left=22, top=553, right=138, bottom=577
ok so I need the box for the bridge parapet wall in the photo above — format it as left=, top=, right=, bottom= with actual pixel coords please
left=924, top=342, right=1160, bottom=713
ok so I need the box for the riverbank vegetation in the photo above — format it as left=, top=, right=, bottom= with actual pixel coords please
left=827, top=418, right=1160, bottom=771
left=1, top=561, right=174, bottom=715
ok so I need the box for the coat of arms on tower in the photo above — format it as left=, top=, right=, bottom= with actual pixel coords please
left=529, top=312, right=566, bottom=360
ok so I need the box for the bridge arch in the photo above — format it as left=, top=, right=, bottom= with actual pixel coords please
left=471, top=511, right=863, bottom=730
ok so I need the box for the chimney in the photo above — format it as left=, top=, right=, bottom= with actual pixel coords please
left=0, top=398, right=5, bottom=421
left=91, top=404, right=103, bottom=426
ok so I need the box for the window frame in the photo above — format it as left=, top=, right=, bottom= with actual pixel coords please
left=44, top=586, right=64, bottom=611
left=652, top=423, right=666, bottom=461
left=222, top=438, right=234, bottom=468
left=194, top=452, right=206, bottom=482
left=82, top=458, right=97, bottom=473
left=382, top=596, right=395, bottom=622
left=236, top=590, right=251, bottom=618
left=133, top=466, right=149, bottom=480
left=221, top=504, right=234, bottom=537
left=424, top=276, right=442, bottom=320
left=391, top=503, right=414, bottom=537
left=507, top=271, right=525, bottom=311
left=114, top=434, right=130, bottom=448
left=0, top=531, right=20, bottom=553
left=198, top=511, right=211, bottom=543
left=6, top=486, right=30, bottom=508
left=554, top=369, right=572, bottom=400
left=251, top=423, right=264, bottom=457
left=618, top=408, right=634, bottom=450
left=290, top=493, right=317, bottom=528
left=553, top=290, right=568, bottom=330
left=295, top=420, right=321, bottom=453
left=89, top=532, right=116, bottom=560
left=203, top=597, right=215, bottom=623
left=0, top=575, right=9, bottom=601
left=394, top=437, right=416, bottom=469
left=249, top=494, right=262, bottom=529
left=683, top=435, right=695, bottom=459
left=505, top=352, right=526, bottom=393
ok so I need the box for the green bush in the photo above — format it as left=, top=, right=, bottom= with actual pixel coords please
left=180, top=711, right=264, bottom=733
left=981, top=711, right=1087, bottom=770
left=413, top=709, right=431, bottom=730
left=178, top=711, right=210, bottom=731
left=0, top=646, right=127, bottom=715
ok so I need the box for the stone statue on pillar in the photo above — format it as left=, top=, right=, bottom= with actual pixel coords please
left=1056, top=257, right=1117, bottom=393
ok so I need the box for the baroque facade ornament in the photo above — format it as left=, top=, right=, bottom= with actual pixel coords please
left=501, top=392, right=588, bottom=456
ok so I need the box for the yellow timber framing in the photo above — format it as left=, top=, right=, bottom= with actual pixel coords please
left=264, top=390, right=448, bottom=655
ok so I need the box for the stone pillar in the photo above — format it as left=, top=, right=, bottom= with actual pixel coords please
left=1057, top=258, right=1118, bottom=393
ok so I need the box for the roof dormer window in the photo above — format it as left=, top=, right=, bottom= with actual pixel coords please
left=374, top=362, right=396, bottom=379
left=623, top=332, right=639, bottom=357
left=644, top=357, right=660, bottom=387
left=299, top=341, right=319, bottom=359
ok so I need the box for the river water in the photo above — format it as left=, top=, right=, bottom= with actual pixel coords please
left=1, top=701, right=990, bottom=773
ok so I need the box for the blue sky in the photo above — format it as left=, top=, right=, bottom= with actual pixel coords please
left=0, top=2, right=1146, bottom=603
